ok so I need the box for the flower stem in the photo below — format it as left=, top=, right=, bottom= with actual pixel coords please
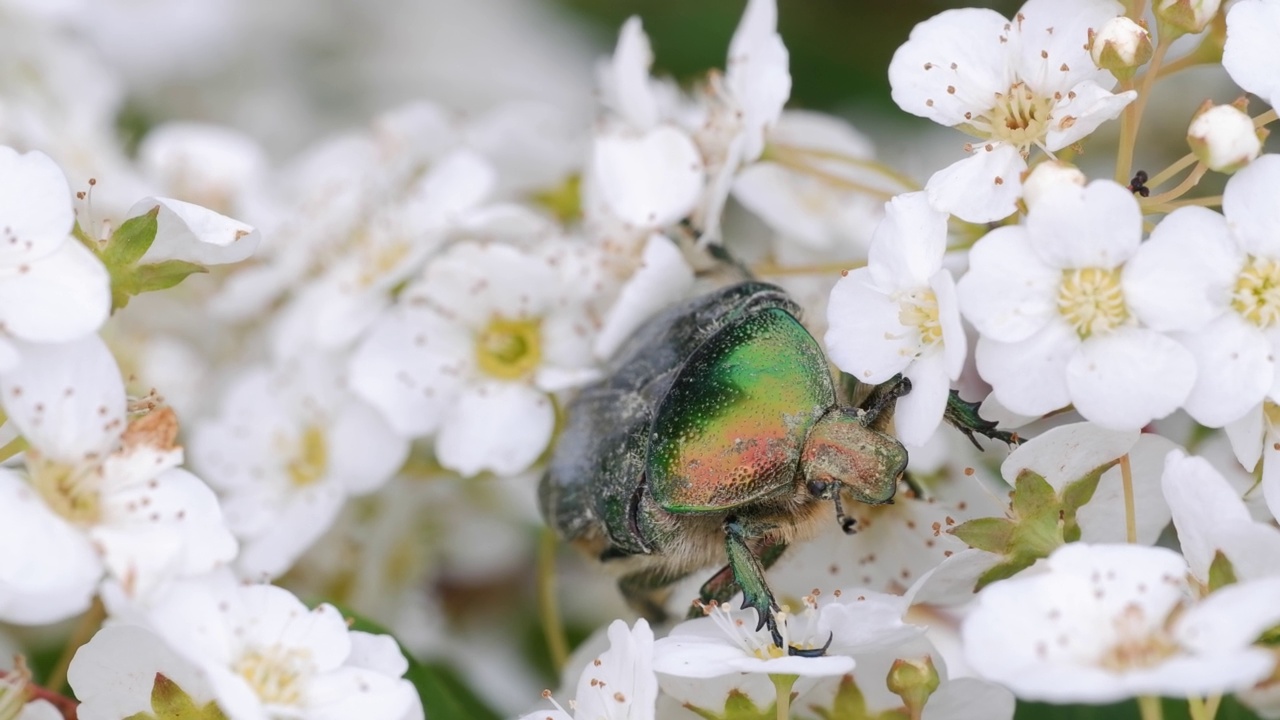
left=46, top=597, right=104, bottom=693
left=1121, top=453, right=1137, bottom=544
left=752, top=259, right=867, bottom=278
left=1141, top=163, right=1207, bottom=209
left=766, top=152, right=899, bottom=201
left=1116, top=36, right=1173, bottom=184
left=1145, top=152, right=1198, bottom=191
left=1205, top=694, right=1222, bottom=719
left=1189, top=696, right=1210, bottom=720
left=1145, top=195, right=1223, bottom=214
left=1138, top=695, right=1164, bottom=720
left=774, top=145, right=921, bottom=192
left=771, top=673, right=798, bottom=720
left=537, top=525, right=569, bottom=675
left=1256, top=108, right=1279, bottom=128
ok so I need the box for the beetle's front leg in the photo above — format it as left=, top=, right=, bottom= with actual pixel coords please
left=857, top=374, right=912, bottom=432
left=691, top=536, right=788, bottom=618
left=723, top=517, right=783, bottom=646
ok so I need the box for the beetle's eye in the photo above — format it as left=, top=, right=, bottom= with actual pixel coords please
left=806, top=480, right=829, bottom=497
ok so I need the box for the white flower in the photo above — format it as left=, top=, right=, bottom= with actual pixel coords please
left=69, top=624, right=221, bottom=720
left=0, top=335, right=235, bottom=623
left=1224, top=400, right=1280, bottom=524
left=592, top=233, right=695, bottom=361
left=654, top=591, right=923, bottom=682
left=825, top=192, right=964, bottom=446
left=1187, top=103, right=1263, bottom=172
left=1124, top=155, right=1280, bottom=428
left=349, top=241, right=597, bottom=477
left=0, top=146, right=109, bottom=361
left=518, top=619, right=657, bottom=720
left=82, top=576, right=420, bottom=720
left=888, top=0, right=1136, bottom=222
left=1162, top=450, right=1280, bottom=586
left=962, top=543, right=1280, bottom=703
left=123, top=196, right=260, bottom=266
left=1088, top=16, right=1153, bottom=76
left=958, top=178, right=1196, bottom=430
left=1223, top=0, right=1280, bottom=110
left=138, top=122, right=269, bottom=217
left=191, top=356, right=409, bottom=581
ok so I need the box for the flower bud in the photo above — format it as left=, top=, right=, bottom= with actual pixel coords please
left=887, top=655, right=941, bottom=715
left=1021, top=160, right=1086, bottom=212
left=1156, top=0, right=1223, bottom=36
left=1088, top=17, right=1153, bottom=80
left=1188, top=101, right=1264, bottom=172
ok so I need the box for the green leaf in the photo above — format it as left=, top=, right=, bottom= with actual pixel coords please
left=1010, top=470, right=1057, bottom=521
left=974, top=553, right=1039, bottom=592
left=103, top=207, right=160, bottom=267
left=132, top=260, right=208, bottom=293
left=686, top=689, right=774, bottom=720
left=1208, top=550, right=1239, bottom=592
left=1059, top=461, right=1116, bottom=543
left=123, top=673, right=227, bottom=720
left=950, top=517, right=1016, bottom=554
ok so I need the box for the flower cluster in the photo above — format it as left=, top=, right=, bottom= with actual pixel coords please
left=0, top=0, right=1278, bottom=718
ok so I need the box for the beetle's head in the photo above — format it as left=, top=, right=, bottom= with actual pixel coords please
left=801, top=407, right=906, bottom=534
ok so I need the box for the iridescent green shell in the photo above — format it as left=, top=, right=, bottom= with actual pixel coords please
left=648, top=306, right=835, bottom=512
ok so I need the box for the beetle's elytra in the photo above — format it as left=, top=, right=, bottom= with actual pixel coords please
left=539, top=281, right=909, bottom=654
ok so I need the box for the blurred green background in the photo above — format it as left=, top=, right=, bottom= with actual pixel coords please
left=558, top=0, right=1022, bottom=111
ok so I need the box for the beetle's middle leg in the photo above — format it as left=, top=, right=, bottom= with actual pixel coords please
left=857, top=374, right=913, bottom=433
left=618, top=566, right=693, bottom=624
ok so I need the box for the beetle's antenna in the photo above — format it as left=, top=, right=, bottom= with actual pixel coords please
left=833, top=490, right=857, bottom=535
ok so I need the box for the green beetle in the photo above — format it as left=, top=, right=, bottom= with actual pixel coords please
left=539, top=281, right=911, bottom=654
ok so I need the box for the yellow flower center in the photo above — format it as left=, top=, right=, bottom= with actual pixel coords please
left=970, top=83, right=1055, bottom=152
left=897, top=288, right=943, bottom=347
left=475, top=317, right=542, bottom=381
left=1058, top=266, right=1130, bottom=339
left=234, top=646, right=313, bottom=707
left=287, top=426, right=329, bottom=488
left=1096, top=603, right=1180, bottom=672
left=29, top=455, right=101, bottom=526
left=356, top=240, right=412, bottom=289
left=1231, top=255, right=1280, bottom=329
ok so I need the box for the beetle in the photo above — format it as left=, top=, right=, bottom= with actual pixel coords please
left=539, top=281, right=912, bottom=654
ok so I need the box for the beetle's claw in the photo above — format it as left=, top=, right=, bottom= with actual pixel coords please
left=787, top=632, right=834, bottom=657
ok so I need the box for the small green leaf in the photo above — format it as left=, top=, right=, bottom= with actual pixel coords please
left=808, top=675, right=868, bottom=720
left=950, top=517, right=1016, bottom=554
left=1060, top=461, right=1116, bottom=542
left=1208, top=550, right=1238, bottom=592
left=1010, top=470, right=1057, bottom=521
left=103, top=207, right=160, bottom=267
left=123, top=673, right=227, bottom=720
left=974, top=553, right=1039, bottom=592
left=132, top=260, right=208, bottom=294
left=686, top=689, right=774, bottom=720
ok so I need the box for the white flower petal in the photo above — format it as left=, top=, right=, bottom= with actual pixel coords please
left=602, top=17, right=659, bottom=130
left=129, top=197, right=260, bottom=266
left=1177, top=314, right=1273, bottom=428
left=0, top=470, right=100, bottom=624
left=897, top=352, right=950, bottom=447
left=868, top=191, right=946, bottom=290
left=69, top=625, right=217, bottom=720
left=1225, top=403, right=1265, bottom=473
left=825, top=268, right=914, bottom=384
left=234, top=484, right=345, bottom=581
left=925, top=145, right=1024, bottom=224
left=591, top=126, right=704, bottom=229
left=932, top=270, right=967, bottom=379
left=1066, top=328, right=1196, bottom=430
left=348, top=306, right=468, bottom=437
left=1027, top=179, right=1140, bottom=269
left=593, top=234, right=694, bottom=361
left=1223, top=155, right=1280, bottom=258
left=435, top=382, right=555, bottom=477
left=326, top=399, right=410, bottom=495
left=306, top=668, right=416, bottom=720
left=1000, top=421, right=1139, bottom=490
left=1123, top=206, right=1238, bottom=332
left=1014, top=0, right=1123, bottom=95
left=0, top=148, right=73, bottom=265
left=957, top=225, right=1059, bottom=343
left=888, top=8, right=1015, bottom=125
left=1044, top=84, right=1135, bottom=150
left=1076, top=432, right=1178, bottom=545
left=1176, top=577, right=1280, bottom=654
left=725, top=0, right=791, bottom=162
left=975, top=322, right=1076, bottom=417
left=0, top=334, right=125, bottom=461
left=414, top=241, right=559, bottom=326
left=399, top=149, right=496, bottom=235
left=0, top=239, right=109, bottom=343
left=922, top=678, right=1015, bottom=720
left=1223, top=0, right=1280, bottom=110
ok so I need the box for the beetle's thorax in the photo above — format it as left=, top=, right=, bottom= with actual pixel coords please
left=801, top=406, right=905, bottom=505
